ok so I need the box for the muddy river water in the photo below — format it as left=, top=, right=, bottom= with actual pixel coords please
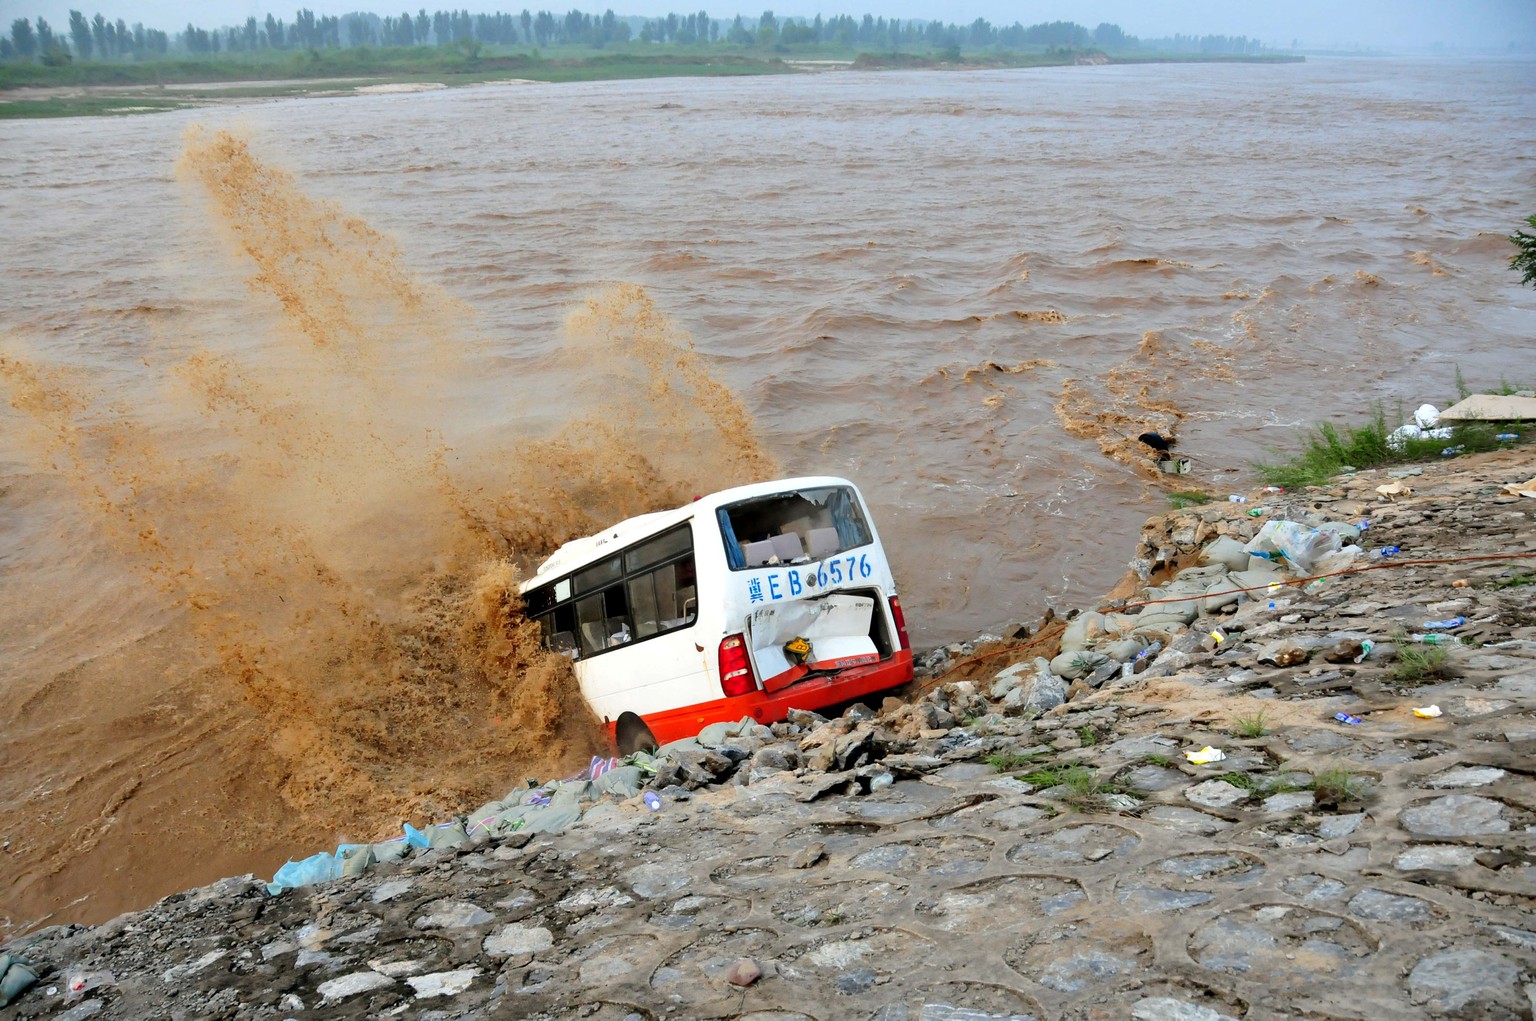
left=1, top=56, right=1533, bottom=929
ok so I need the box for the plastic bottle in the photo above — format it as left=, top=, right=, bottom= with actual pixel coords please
left=1422, top=616, right=1466, bottom=630
left=1441, top=445, right=1464, bottom=457
left=1227, top=495, right=1249, bottom=503
left=643, top=791, right=662, bottom=811
left=1369, top=545, right=1400, bottom=559
left=1123, top=640, right=1163, bottom=677
left=1409, top=633, right=1452, bottom=645
left=1496, top=433, right=1519, bottom=441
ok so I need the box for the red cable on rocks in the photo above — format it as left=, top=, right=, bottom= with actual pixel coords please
left=915, top=551, right=1536, bottom=693
left=914, top=621, right=1068, bottom=693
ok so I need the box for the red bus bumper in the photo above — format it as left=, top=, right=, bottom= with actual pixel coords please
left=620, top=649, right=915, bottom=748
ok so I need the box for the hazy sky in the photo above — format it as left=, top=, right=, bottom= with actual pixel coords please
left=8, top=0, right=1534, bottom=50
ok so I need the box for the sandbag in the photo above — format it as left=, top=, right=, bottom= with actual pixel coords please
left=1200, top=536, right=1250, bottom=573
left=696, top=716, right=758, bottom=748
left=338, top=843, right=374, bottom=877
left=594, top=765, right=644, bottom=799
left=1049, top=649, right=1110, bottom=680
left=1175, top=563, right=1229, bottom=582
left=1058, top=611, right=1107, bottom=653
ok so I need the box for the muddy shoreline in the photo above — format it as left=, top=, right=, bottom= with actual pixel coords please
left=2, top=448, right=1533, bottom=1019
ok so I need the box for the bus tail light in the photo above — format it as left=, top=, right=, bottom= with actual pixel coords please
left=718, top=634, right=758, bottom=697
left=889, top=596, right=911, bottom=651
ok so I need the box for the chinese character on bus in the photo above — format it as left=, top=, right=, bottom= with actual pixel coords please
left=748, top=578, right=764, bottom=604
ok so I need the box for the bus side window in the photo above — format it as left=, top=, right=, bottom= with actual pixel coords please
left=538, top=606, right=579, bottom=657
left=628, top=573, right=661, bottom=639
left=666, top=558, right=697, bottom=625
left=576, top=593, right=608, bottom=656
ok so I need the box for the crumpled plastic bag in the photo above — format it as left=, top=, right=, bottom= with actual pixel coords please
left=1244, top=520, right=1342, bottom=574
left=1387, top=403, right=1454, bottom=450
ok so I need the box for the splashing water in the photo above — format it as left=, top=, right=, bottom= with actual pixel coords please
left=0, top=127, right=773, bottom=929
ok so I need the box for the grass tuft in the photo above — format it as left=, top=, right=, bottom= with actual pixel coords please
left=1213, top=771, right=1258, bottom=791
left=1310, top=767, right=1364, bottom=804
left=986, top=750, right=1042, bottom=772
left=1022, top=764, right=1129, bottom=812
left=1389, top=630, right=1453, bottom=685
left=1231, top=709, right=1270, bottom=738
left=1168, top=490, right=1213, bottom=509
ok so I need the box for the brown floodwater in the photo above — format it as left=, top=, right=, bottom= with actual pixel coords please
left=1, top=57, right=1533, bottom=932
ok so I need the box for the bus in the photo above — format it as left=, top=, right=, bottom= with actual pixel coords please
left=519, top=476, right=914, bottom=753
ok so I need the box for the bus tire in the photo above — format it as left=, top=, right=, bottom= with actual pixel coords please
left=615, top=712, right=658, bottom=756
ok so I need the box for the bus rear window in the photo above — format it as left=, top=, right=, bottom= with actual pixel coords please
left=717, top=485, right=873, bottom=570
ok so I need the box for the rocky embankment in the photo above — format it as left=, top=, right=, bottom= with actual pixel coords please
left=3, top=450, right=1535, bottom=1021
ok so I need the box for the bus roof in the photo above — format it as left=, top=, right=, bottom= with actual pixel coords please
left=519, top=475, right=859, bottom=592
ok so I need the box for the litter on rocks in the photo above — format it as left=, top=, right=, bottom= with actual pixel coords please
left=1334, top=712, right=1364, bottom=726
left=1185, top=746, right=1226, bottom=765
left=1423, top=616, right=1467, bottom=630
left=63, top=969, right=114, bottom=1005
left=1387, top=403, right=1453, bottom=450
left=1413, top=705, right=1444, bottom=718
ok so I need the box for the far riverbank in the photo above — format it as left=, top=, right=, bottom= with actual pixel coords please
left=0, top=48, right=1302, bottom=119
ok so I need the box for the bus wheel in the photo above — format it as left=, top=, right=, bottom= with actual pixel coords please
left=615, top=712, right=658, bottom=756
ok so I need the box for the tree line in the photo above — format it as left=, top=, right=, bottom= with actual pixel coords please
left=2, top=7, right=1270, bottom=61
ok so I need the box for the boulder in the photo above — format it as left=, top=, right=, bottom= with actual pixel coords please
left=990, top=661, right=1032, bottom=699
left=750, top=747, right=792, bottom=774
left=1256, top=640, right=1311, bottom=667
left=1001, top=659, right=1066, bottom=714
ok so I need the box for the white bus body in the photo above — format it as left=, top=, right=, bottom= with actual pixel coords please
left=519, top=476, right=913, bottom=751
